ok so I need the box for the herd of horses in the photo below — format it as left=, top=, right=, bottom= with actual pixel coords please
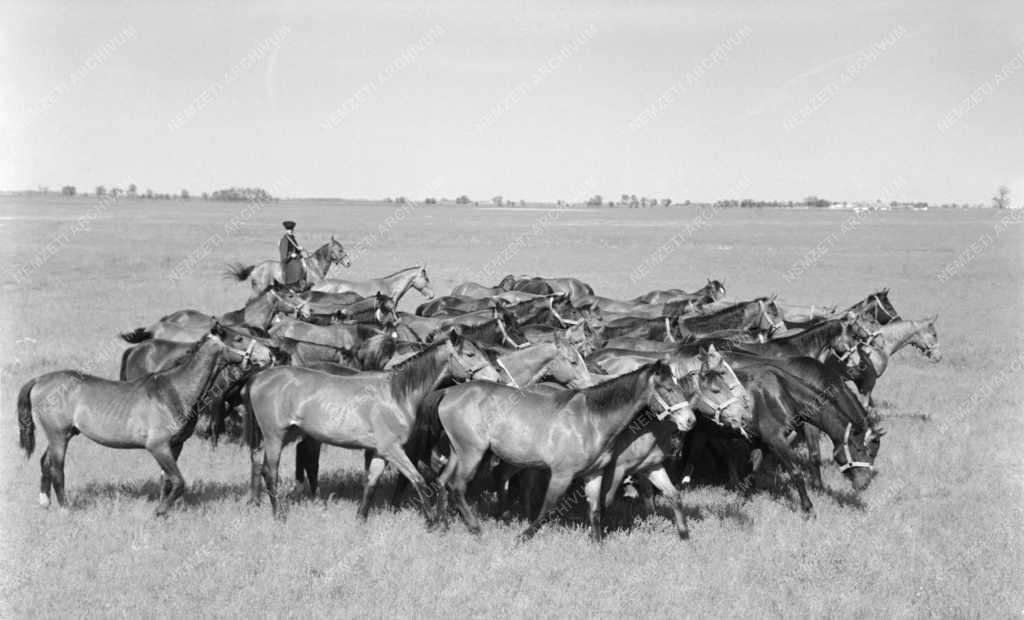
left=16, top=237, right=942, bottom=541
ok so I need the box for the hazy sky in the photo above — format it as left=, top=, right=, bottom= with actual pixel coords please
left=2, top=0, right=1022, bottom=204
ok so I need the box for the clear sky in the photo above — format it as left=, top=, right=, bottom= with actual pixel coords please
left=2, top=0, right=1022, bottom=204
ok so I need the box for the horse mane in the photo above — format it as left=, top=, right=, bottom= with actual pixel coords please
left=575, top=363, right=653, bottom=413
left=775, top=318, right=843, bottom=345
left=379, top=265, right=422, bottom=279
left=460, top=317, right=524, bottom=345
left=162, top=335, right=213, bottom=371
left=388, top=339, right=446, bottom=402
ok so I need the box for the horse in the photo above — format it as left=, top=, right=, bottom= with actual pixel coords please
left=844, top=289, right=901, bottom=325
left=507, top=276, right=596, bottom=305
left=775, top=301, right=838, bottom=327
left=243, top=330, right=501, bottom=522
left=632, top=279, right=727, bottom=304
left=683, top=355, right=884, bottom=512
left=119, top=286, right=309, bottom=343
left=356, top=336, right=598, bottom=507
left=303, top=292, right=398, bottom=323
left=225, top=237, right=351, bottom=300
left=432, top=361, right=695, bottom=541
left=698, top=314, right=862, bottom=364
left=18, top=325, right=274, bottom=514
left=118, top=330, right=281, bottom=442
left=596, top=350, right=753, bottom=538
left=835, top=315, right=941, bottom=407
left=449, top=275, right=517, bottom=298
left=312, top=264, right=435, bottom=303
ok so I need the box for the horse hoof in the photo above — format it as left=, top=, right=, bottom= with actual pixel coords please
left=801, top=509, right=816, bottom=520
left=38, top=493, right=50, bottom=508
left=678, top=530, right=690, bottom=541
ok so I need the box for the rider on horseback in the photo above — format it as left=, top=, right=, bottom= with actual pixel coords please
left=279, top=220, right=306, bottom=288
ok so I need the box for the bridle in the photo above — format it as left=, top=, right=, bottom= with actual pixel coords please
left=447, top=343, right=495, bottom=382
left=675, top=364, right=741, bottom=428
left=836, top=422, right=874, bottom=473
left=547, top=298, right=579, bottom=327
left=495, top=314, right=528, bottom=349
left=650, top=384, right=693, bottom=430
left=495, top=358, right=521, bottom=388
left=270, top=290, right=310, bottom=319
left=870, top=293, right=900, bottom=322
left=759, top=300, right=785, bottom=336
left=664, top=317, right=676, bottom=343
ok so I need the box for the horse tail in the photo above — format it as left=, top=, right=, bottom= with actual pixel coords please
left=17, top=378, right=36, bottom=459
left=224, top=261, right=256, bottom=282
left=119, top=327, right=153, bottom=343
left=118, top=346, right=133, bottom=381
left=241, top=378, right=262, bottom=450
left=405, top=389, right=446, bottom=466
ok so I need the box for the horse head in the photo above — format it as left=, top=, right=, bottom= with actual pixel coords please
left=413, top=265, right=435, bottom=299
left=544, top=337, right=593, bottom=389
left=328, top=236, right=352, bottom=268
left=911, top=315, right=942, bottom=362
left=647, top=360, right=696, bottom=432
left=446, top=329, right=501, bottom=382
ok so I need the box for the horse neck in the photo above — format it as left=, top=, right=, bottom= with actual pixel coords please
left=240, top=293, right=273, bottom=326
left=305, top=245, right=331, bottom=280
left=580, top=367, right=655, bottom=437
left=787, top=321, right=842, bottom=355
left=878, top=321, right=922, bottom=355
left=388, top=343, right=449, bottom=412
left=386, top=269, right=418, bottom=302
left=501, top=342, right=556, bottom=384
left=161, top=339, right=226, bottom=419
left=784, top=372, right=854, bottom=444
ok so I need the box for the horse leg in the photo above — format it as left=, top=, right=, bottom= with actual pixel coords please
left=295, top=438, right=321, bottom=497
left=801, top=424, right=823, bottom=488
left=440, top=447, right=487, bottom=535
left=492, top=461, right=522, bottom=520
left=357, top=452, right=387, bottom=521
left=379, top=445, right=437, bottom=526
left=260, top=435, right=286, bottom=518
left=38, top=447, right=53, bottom=508
left=149, top=443, right=186, bottom=516
left=43, top=431, right=72, bottom=510
left=516, top=473, right=573, bottom=543
left=765, top=434, right=814, bottom=514
left=634, top=477, right=656, bottom=515
left=582, top=476, right=606, bottom=542
left=248, top=444, right=264, bottom=506
left=648, top=467, right=689, bottom=540
left=680, top=430, right=709, bottom=486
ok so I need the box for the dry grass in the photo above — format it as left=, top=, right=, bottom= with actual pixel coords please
left=0, top=196, right=1021, bottom=617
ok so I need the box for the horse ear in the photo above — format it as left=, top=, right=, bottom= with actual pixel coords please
left=447, top=328, right=463, bottom=346
left=928, top=314, right=938, bottom=323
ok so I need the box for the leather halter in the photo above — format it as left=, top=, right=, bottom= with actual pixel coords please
left=547, top=298, right=579, bottom=326
left=836, top=422, right=874, bottom=473
left=447, top=342, right=494, bottom=382
left=676, top=366, right=740, bottom=427
left=871, top=293, right=900, bottom=322
left=651, top=388, right=693, bottom=430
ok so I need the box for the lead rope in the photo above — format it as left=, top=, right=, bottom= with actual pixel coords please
left=664, top=317, right=676, bottom=343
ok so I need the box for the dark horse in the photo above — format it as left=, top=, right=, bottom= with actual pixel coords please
left=18, top=325, right=274, bottom=514
left=243, top=330, right=501, bottom=522
left=434, top=361, right=695, bottom=541
left=682, top=354, right=884, bottom=512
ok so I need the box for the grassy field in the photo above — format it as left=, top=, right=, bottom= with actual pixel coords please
left=1, top=196, right=1021, bottom=617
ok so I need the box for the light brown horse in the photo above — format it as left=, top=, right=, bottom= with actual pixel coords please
left=434, top=361, right=695, bottom=541
left=597, top=350, right=753, bottom=538
left=119, top=286, right=309, bottom=343
left=244, top=330, right=501, bottom=523
left=225, top=237, right=351, bottom=300
left=18, top=325, right=274, bottom=514
left=312, top=264, right=435, bottom=303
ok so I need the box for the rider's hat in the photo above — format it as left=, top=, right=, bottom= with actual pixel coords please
left=282, top=220, right=296, bottom=230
